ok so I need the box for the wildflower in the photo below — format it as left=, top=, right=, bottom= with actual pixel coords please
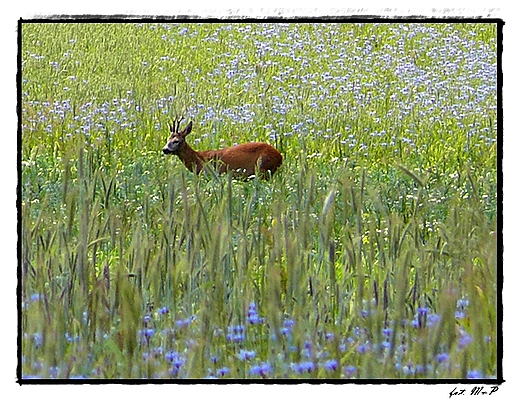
left=455, top=310, right=466, bottom=319
left=216, top=367, right=230, bottom=377
left=403, top=362, right=415, bottom=375
left=426, top=313, right=441, bottom=327
left=226, top=325, right=245, bottom=343
left=381, top=340, right=391, bottom=350
left=171, top=355, right=185, bottom=369
left=30, top=293, right=41, bottom=302
left=356, top=343, right=369, bottom=354
left=175, top=317, right=193, bottom=328
left=49, top=366, right=60, bottom=378
left=33, top=333, right=43, bottom=348
left=457, top=298, right=470, bottom=309
left=281, top=319, right=295, bottom=336
left=436, top=353, right=450, bottom=363
left=249, top=362, right=271, bottom=377
left=237, top=349, right=256, bottom=361
left=292, top=361, right=314, bottom=374
left=324, top=359, right=338, bottom=372
left=467, top=370, right=483, bottom=379
left=165, top=351, right=179, bottom=363
left=248, top=302, right=264, bottom=324
left=344, top=365, right=357, bottom=377
left=158, top=306, right=169, bottom=315
left=139, top=328, right=155, bottom=339
left=458, top=332, right=473, bottom=349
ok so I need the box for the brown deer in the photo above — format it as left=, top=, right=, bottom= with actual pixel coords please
left=162, top=117, right=283, bottom=180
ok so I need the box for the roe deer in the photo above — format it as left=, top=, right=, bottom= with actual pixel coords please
left=162, top=117, right=283, bottom=180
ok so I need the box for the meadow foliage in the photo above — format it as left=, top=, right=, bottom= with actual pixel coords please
left=20, top=22, right=498, bottom=379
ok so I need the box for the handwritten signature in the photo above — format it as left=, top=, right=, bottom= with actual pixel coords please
left=450, top=386, right=499, bottom=397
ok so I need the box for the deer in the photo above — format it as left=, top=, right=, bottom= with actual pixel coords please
left=162, top=117, right=283, bottom=180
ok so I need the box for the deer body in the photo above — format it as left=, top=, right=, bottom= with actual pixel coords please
left=163, top=118, right=283, bottom=179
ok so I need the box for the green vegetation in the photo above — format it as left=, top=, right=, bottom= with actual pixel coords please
left=20, top=22, right=498, bottom=379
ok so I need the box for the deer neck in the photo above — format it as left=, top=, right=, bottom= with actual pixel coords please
left=177, top=143, right=205, bottom=174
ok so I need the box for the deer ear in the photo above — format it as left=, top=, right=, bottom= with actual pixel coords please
left=184, top=121, right=193, bottom=135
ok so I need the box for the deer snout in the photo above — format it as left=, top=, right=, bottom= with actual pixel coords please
left=163, top=138, right=182, bottom=155
left=162, top=145, right=172, bottom=155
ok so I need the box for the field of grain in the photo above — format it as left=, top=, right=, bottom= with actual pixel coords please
left=20, top=22, right=498, bottom=380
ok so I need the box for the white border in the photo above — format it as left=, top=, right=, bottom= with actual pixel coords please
left=4, top=2, right=516, bottom=399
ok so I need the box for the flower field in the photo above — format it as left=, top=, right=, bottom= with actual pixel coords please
left=20, top=22, right=498, bottom=380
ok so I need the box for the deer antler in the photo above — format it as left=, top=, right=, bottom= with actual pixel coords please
left=174, top=115, right=185, bottom=133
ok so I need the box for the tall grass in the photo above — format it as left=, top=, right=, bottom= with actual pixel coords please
left=20, top=22, right=498, bottom=379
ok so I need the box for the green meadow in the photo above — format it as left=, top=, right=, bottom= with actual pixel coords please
left=20, top=22, right=498, bottom=379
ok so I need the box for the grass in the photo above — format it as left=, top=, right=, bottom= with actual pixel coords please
left=20, top=21, right=498, bottom=380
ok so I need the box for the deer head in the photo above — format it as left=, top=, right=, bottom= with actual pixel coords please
left=162, top=116, right=193, bottom=155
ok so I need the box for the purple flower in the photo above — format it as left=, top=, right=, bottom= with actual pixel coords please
left=344, top=365, right=357, bottom=377
left=458, top=332, right=473, bottom=349
left=216, top=367, right=230, bottom=377
left=226, top=325, right=245, bottom=343
left=293, top=361, right=314, bottom=374
left=248, top=302, right=264, bottom=324
left=467, top=370, right=483, bottom=379
left=325, top=332, right=335, bottom=341
left=436, top=353, right=450, bottom=363
left=30, top=293, right=41, bottom=302
left=158, top=306, right=169, bottom=315
left=457, top=298, right=470, bottom=309
left=357, top=343, right=369, bottom=354
left=382, top=328, right=392, bottom=336
left=427, top=313, right=441, bottom=327
left=324, top=359, right=338, bottom=371
left=175, top=315, right=195, bottom=328
left=249, top=362, right=271, bottom=377
left=237, top=349, right=256, bottom=361
left=139, top=328, right=155, bottom=339
left=165, top=350, right=179, bottom=363
left=281, top=319, right=295, bottom=336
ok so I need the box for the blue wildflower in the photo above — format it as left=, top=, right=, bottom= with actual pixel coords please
left=165, top=350, right=179, bottom=363
left=281, top=319, right=295, bottom=336
left=139, top=328, right=155, bottom=340
left=248, top=302, right=264, bottom=324
left=324, top=359, right=338, bottom=372
left=467, top=370, right=483, bottom=379
left=158, top=306, right=169, bottom=315
left=237, top=349, right=256, bottom=361
left=249, top=362, right=271, bottom=377
left=344, top=365, right=357, bottom=377
left=427, top=313, right=441, bottom=327
left=226, top=325, right=245, bottom=343
left=293, top=361, right=314, bottom=374
left=458, top=332, right=473, bottom=349
left=216, top=367, right=230, bottom=377
left=30, top=293, right=41, bottom=302
left=457, top=298, right=470, bottom=309
left=357, top=343, right=369, bottom=354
